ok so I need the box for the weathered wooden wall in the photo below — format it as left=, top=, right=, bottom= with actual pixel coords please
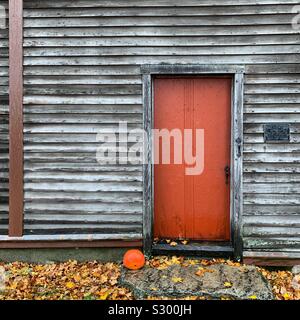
left=22, top=0, right=143, bottom=240
left=0, top=0, right=8, bottom=235
left=5, top=0, right=300, bottom=258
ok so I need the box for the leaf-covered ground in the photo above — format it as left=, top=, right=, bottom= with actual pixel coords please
left=0, top=257, right=299, bottom=300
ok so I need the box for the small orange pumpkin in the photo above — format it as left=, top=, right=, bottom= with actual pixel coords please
left=123, top=249, right=145, bottom=270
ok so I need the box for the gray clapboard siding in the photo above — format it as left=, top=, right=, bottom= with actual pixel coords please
left=244, top=136, right=300, bottom=145
left=22, top=46, right=300, bottom=58
left=0, top=0, right=8, bottom=235
left=24, top=145, right=143, bottom=154
left=22, top=5, right=299, bottom=18
left=245, top=106, right=300, bottom=114
left=24, top=95, right=142, bottom=105
left=22, top=0, right=300, bottom=8
left=23, top=225, right=141, bottom=236
left=245, top=123, right=300, bottom=133
left=22, top=35, right=300, bottom=47
left=23, top=114, right=142, bottom=124
left=244, top=144, right=300, bottom=152
left=24, top=203, right=142, bottom=214
left=24, top=105, right=143, bottom=114
left=244, top=205, right=300, bottom=215
left=23, top=55, right=300, bottom=66
left=24, top=76, right=142, bottom=86
left=23, top=66, right=141, bottom=76
left=244, top=173, right=300, bottom=183
left=21, top=0, right=300, bottom=257
left=243, top=238, right=300, bottom=249
left=246, top=74, right=300, bottom=84
left=23, top=25, right=300, bottom=38
left=23, top=15, right=297, bottom=27
left=244, top=163, right=300, bottom=176
left=24, top=192, right=143, bottom=203
left=24, top=85, right=142, bottom=95
left=25, top=163, right=142, bottom=172
left=25, top=122, right=142, bottom=130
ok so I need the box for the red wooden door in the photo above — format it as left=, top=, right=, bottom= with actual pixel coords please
left=154, top=77, right=232, bottom=241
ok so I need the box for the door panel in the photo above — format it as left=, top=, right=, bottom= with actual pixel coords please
left=154, top=77, right=232, bottom=241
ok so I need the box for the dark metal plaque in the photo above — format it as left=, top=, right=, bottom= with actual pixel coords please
left=264, top=123, right=290, bottom=143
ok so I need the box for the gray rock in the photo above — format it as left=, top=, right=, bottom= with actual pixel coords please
left=0, top=266, right=6, bottom=292
left=292, top=265, right=300, bottom=275
left=120, top=263, right=274, bottom=300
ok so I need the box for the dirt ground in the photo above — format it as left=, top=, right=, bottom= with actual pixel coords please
left=0, top=256, right=299, bottom=300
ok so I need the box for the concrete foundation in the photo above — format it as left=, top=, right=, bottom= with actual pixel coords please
left=0, top=248, right=130, bottom=263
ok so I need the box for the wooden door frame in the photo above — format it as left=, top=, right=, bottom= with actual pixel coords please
left=142, top=64, right=244, bottom=261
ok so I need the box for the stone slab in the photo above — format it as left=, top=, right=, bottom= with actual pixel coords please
left=292, top=265, right=300, bottom=275
left=120, top=263, right=274, bottom=300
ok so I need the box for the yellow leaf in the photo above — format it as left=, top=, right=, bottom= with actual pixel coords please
left=195, top=267, right=214, bottom=277
left=35, top=265, right=44, bottom=272
left=73, top=274, right=81, bottom=282
left=181, top=240, right=189, bottom=245
left=200, top=260, right=210, bottom=266
left=249, top=295, right=257, bottom=300
left=81, top=271, right=89, bottom=278
left=195, top=267, right=205, bottom=277
left=150, top=287, right=158, bottom=291
left=165, top=239, right=171, bottom=244
left=99, top=292, right=109, bottom=300
left=92, top=271, right=101, bottom=278
left=170, top=241, right=178, bottom=246
left=226, top=260, right=241, bottom=267
left=100, top=274, right=108, bottom=283
left=172, top=277, right=183, bottom=283
left=157, top=265, right=168, bottom=270
left=224, top=282, right=232, bottom=288
left=171, top=256, right=181, bottom=265
left=66, top=282, right=75, bottom=289
left=283, top=293, right=290, bottom=300
left=9, top=282, right=18, bottom=290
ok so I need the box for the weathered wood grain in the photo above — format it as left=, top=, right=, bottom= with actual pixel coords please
left=9, top=0, right=24, bottom=237
left=23, top=15, right=297, bottom=28
left=13, top=0, right=300, bottom=260
left=142, top=73, right=152, bottom=257
left=23, top=55, right=300, bottom=66
left=22, top=36, right=300, bottom=48
left=22, top=0, right=300, bottom=8
left=23, top=25, right=300, bottom=38
left=22, top=5, right=298, bottom=18
left=0, top=1, right=9, bottom=235
left=232, top=72, right=244, bottom=261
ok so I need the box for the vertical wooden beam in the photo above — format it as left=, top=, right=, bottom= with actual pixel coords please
left=142, top=74, right=153, bottom=258
left=9, top=0, right=23, bottom=237
left=232, top=72, right=244, bottom=261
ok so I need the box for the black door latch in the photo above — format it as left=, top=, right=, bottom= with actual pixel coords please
left=224, top=165, right=230, bottom=185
